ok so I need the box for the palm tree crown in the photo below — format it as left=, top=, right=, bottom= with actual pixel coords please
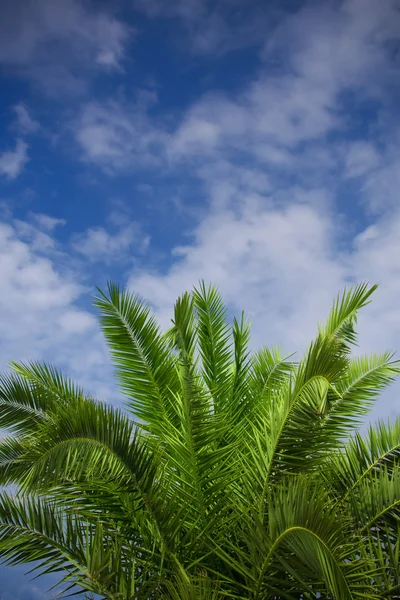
left=0, top=282, right=399, bottom=599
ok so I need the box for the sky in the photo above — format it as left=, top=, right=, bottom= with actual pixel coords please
left=0, top=0, right=400, bottom=596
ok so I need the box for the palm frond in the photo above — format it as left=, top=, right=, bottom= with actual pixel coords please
left=94, top=282, right=180, bottom=437
left=323, top=352, right=400, bottom=437
left=319, top=282, right=377, bottom=351
left=0, top=492, right=107, bottom=597
left=215, top=477, right=377, bottom=600
left=10, top=361, right=85, bottom=403
left=193, top=282, right=233, bottom=411
left=164, top=290, right=213, bottom=522
left=161, top=289, right=239, bottom=536
left=0, top=491, right=157, bottom=599
left=15, top=398, right=157, bottom=501
left=0, top=371, right=55, bottom=435
left=250, top=346, right=295, bottom=402
left=224, top=313, right=252, bottom=427
left=1, top=280, right=398, bottom=599
left=211, top=313, right=252, bottom=449
left=329, top=419, right=400, bottom=499
left=368, top=523, right=400, bottom=598
left=261, top=284, right=382, bottom=478
left=350, top=465, right=400, bottom=531
left=2, top=392, right=193, bottom=565
left=163, top=574, right=223, bottom=600
left=251, top=337, right=347, bottom=497
left=0, top=435, right=34, bottom=485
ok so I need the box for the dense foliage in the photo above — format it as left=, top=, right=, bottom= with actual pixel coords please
left=0, top=282, right=399, bottom=599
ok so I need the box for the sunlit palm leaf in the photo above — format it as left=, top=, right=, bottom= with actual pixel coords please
left=0, top=280, right=398, bottom=600
left=94, top=282, right=180, bottom=437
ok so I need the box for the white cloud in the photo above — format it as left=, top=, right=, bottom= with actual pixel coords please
left=169, top=0, right=400, bottom=163
left=168, top=75, right=337, bottom=160
left=129, top=199, right=344, bottom=346
left=344, top=141, right=382, bottom=179
left=75, top=0, right=400, bottom=181
left=13, top=104, right=39, bottom=134
left=71, top=220, right=149, bottom=263
left=0, top=0, right=132, bottom=94
left=58, top=309, right=97, bottom=335
left=264, top=0, right=400, bottom=88
left=75, top=100, right=166, bottom=171
left=2, top=0, right=400, bottom=430
left=357, top=151, right=400, bottom=213
left=125, top=2, right=400, bottom=420
left=0, top=140, right=28, bottom=179
left=94, top=16, right=131, bottom=69
left=0, top=222, right=80, bottom=317
left=352, top=212, right=400, bottom=353
left=74, top=73, right=338, bottom=173
left=30, top=212, right=66, bottom=231
left=128, top=192, right=400, bottom=420
left=0, top=217, right=115, bottom=401
left=12, top=219, right=58, bottom=252
left=69, top=0, right=400, bottom=427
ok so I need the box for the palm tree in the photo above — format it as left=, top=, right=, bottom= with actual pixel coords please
left=0, top=282, right=399, bottom=599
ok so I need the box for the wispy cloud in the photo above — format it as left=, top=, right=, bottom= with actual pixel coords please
left=71, top=220, right=149, bottom=264
left=2, top=0, right=400, bottom=422
left=263, top=0, right=400, bottom=90
left=74, top=99, right=167, bottom=171
left=128, top=199, right=344, bottom=344
left=13, top=103, right=39, bottom=134
left=133, top=0, right=277, bottom=55
left=0, top=0, right=133, bottom=95
left=343, top=141, right=382, bottom=179
left=73, top=0, right=400, bottom=190
left=127, top=194, right=400, bottom=422
left=119, top=0, right=400, bottom=421
left=358, top=147, right=400, bottom=214
left=0, top=215, right=114, bottom=401
left=0, top=139, right=28, bottom=179
left=170, top=1, right=400, bottom=160
left=30, top=212, right=66, bottom=231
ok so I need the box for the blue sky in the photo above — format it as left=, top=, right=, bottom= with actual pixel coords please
left=1, top=0, right=400, bottom=596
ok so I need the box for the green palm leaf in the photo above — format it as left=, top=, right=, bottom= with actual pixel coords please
left=0, top=280, right=399, bottom=600
left=94, top=282, right=180, bottom=437
left=329, top=419, right=400, bottom=499
left=193, top=282, right=233, bottom=411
